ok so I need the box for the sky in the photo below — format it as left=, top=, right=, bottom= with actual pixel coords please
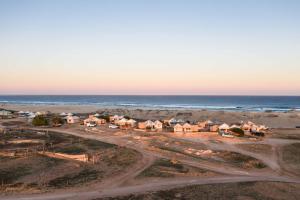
left=0, top=0, right=299, bottom=95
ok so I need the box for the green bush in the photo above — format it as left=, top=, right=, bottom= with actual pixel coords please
left=32, top=116, right=49, bottom=126
left=230, top=127, right=244, bottom=137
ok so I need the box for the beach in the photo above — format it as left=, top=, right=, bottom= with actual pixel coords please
left=2, top=103, right=300, bottom=128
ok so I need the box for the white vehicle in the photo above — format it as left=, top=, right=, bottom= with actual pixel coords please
left=109, top=124, right=119, bottom=129
left=87, top=122, right=97, bottom=127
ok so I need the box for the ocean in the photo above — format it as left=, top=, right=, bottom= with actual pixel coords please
left=0, top=95, right=299, bottom=112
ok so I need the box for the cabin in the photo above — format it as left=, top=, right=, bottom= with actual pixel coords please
left=0, top=110, right=13, bottom=119
left=182, top=123, right=192, bottom=132
left=145, top=120, right=154, bottom=129
left=230, top=124, right=241, bottom=129
left=174, top=124, right=183, bottom=132
left=218, top=123, right=230, bottom=133
left=126, top=119, right=137, bottom=128
left=154, top=120, right=163, bottom=130
left=191, top=125, right=200, bottom=132
left=115, top=118, right=128, bottom=126
left=66, top=116, right=80, bottom=124
left=241, top=123, right=251, bottom=131
left=84, top=115, right=106, bottom=126
left=109, top=115, right=124, bottom=123
left=209, top=124, right=219, bottom=132
left=138, top=122, right=146, bottom=129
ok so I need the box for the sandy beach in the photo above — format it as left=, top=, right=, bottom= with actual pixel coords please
left=2, top=104, right=300, bottom=128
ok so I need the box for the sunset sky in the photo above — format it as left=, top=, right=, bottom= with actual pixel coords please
left=0, top=0, right=299, bottom=95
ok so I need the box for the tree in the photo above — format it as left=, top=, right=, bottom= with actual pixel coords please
left=123, top=116, right=130, bottom=120
left=99, top=115, right=110, bottom=122
left=32, top=115, right=49, bottom=126
left=230, top=127, right=244, bottom=137
left=52, top=116, right=64, bottom=127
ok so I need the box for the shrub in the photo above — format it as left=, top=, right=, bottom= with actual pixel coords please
left=230, top=127, right=244, bottom=137
left=99, top=115, right=110, bottom=122
left=52, top=116, right=64, bottom=127
left=123, top=116, right=130, bottom=119
left=32, top=116, right=49, bottom=126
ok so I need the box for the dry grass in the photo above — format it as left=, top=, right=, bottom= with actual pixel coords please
left=99, top=182, right=300, bottom=200
left=235, top=143, right=273, bottom=155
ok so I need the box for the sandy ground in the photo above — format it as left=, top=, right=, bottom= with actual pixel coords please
left=2, top=104, right=300, bottom=128
left=0, top=122, right=300, bottom=199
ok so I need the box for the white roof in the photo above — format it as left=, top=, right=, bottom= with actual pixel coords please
left=230, top=124, right=240, bottom=129
left=68, top=115, right=79, bottom=119
left=118, top=118, right=128, bottom=122
left=182, top=123, right=192, bottom=128
left=206, top=120, right=213, bottom=124
left=219, top=123, right=230, bottom=129
left=94, top=113, right=100, bottom=117
left=174, top=123, right=183, bottom=128
left=60, top=112, right=67, bottom=116
left=67, top=113, right=73, bottom=116
left=145, top=120, right=154, bottom=125
left=127, top=119, right=136, bottom=123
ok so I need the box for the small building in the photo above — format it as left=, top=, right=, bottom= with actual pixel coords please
left=84, top=115, right=106, bottom=126
left=126, top=119, right=137, bottom=128
left=174, top=124, right=183, bottom=132
left=209, top=124, right=219, bottom=132
left=0, top=110, right=13, bottom=119
left=219, top=123, right=230, bottom=132
left=154, top=120, right=163, bottom=130
left=182, top=123, right=192, bottom=132
left=145, top=120, right=155, bottom=129
left=115, top=118, right=128, bottom=126
left=241, top=123, right=251, bottom=131
left=191, top=125, right=200, bottom=132
left=198, top=120, right=214, bottom=129
left=66, top=116, right=80, bottom=124
left=230, top=124, right=241, bottom=129
left=138, top=122, right=146, bottom=129
left=109, top=115, right=124, bottom=123
left=60, top=112, right=67, bottom=116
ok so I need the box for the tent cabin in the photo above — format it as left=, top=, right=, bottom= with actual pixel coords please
left=109, top=115, right=124, bottom=123
left=145, top=120, right=155, bottom=129
left=115, top=118, right=128, bottom=126
left=154, top=120, right=163, bottom=130
left=209, top=124, right=219, bottom=132
left=60, top=112, right=67, bottom=117
left=84, top=115, right=106, bottom=126
left=230, top=124, right=241, bottom=129
left=191, top=125, right=200, bottom=132
left=182, top=123, right=192, bottom=132
left=0, top=110, right=13, bottom=119
left=173, top=124, right=183, bottom=132
left=126, top=119, right=137, bottom=127
left=138, top=122, right=146, bottom=129
left=219, top=123, right=230, bottom=133
left=241, top=123, right=251, bottom=131
left=66, top=116, right=80, bottom=124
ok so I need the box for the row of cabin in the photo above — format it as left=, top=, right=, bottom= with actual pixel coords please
left=217, top=121, right=268, bottom=133
left=138, top=120, right=163, bottom=130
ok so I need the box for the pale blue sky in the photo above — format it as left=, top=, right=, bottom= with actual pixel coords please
left=0, top=0, right=299, bottom=95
